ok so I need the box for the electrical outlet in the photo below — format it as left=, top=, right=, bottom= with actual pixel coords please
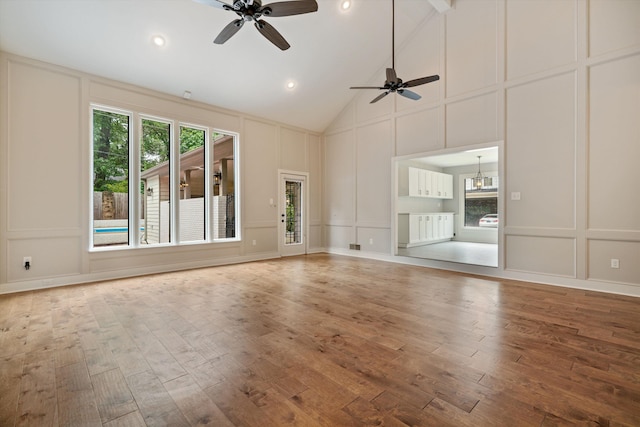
left=369, top=238, right=374, bottom=245
left=23, top=256, right=32, bottom=271
left=511, top=192, right=521, bottom=201
left=610, top=259, right=620, bottom=269
left=252, top=240, right=257, bottom=246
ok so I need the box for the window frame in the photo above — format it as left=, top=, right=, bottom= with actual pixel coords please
left=459, top=171, right=499, bottom=230
left=90, top=104, right=240, bottom=251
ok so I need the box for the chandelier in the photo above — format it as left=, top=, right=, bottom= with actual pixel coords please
left=473, top=156, right=490, bottom=190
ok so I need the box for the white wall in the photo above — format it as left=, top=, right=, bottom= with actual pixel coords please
left=0, top=54, right=322, bottom=293
left=322, top=0, right=640, bottom=295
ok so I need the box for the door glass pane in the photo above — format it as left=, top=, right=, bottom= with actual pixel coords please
left=464, top=176, right=498, bottom=227
left=285, top=180, right=302, bottom=244
left=92, top=109, right=130, bottom=248
left=140, top=119, right=171, bottom=244
left=213, top=133, right=236, bottom=239
left=179, top=126, right=206, bottom=242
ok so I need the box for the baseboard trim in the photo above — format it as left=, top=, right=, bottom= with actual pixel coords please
left=326, top=247, right=640, bottom=298
left=2, top=248, right=637, bottom=299
left=0, top=252, right=282, bottom=295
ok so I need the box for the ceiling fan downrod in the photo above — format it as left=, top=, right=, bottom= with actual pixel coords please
left=349, top=0, right=440, bottom=103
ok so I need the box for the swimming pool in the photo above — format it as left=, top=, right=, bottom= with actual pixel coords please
left=94, top=227, right=144, bottom=233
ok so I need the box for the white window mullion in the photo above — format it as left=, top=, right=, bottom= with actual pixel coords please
left=130, top=112, right=141, bottom=247
left=170, top=121, right=179, bottom=244
left=205, top=128, right=213, bottom=242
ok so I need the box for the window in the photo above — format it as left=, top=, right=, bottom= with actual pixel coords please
left=140, top=118, right=172, bottom=244
left=212, top=132, right=236, bottom=239
left=178, top=126, right=206, bottom=243
left=91, top=105, right=238, bottom=249
left=463, top=175, right=498, bottom=227
left=92, top=108, right=130, bottom=248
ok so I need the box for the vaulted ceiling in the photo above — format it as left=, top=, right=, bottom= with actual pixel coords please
left=0, top=0, right=438, bottom=132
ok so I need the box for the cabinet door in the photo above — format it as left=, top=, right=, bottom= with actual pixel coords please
left=432, top=172, right=444, bottom=198
left=444, top=214, right=454, bottom=238
left=423, top=170, right=433, bottom=197
left=408, top=167, right=421, bottom=197
left=443, top=174, right=453, bottom=199
left=420, top=215, right=431, bottom=242
left=427, top=215, right=437, bottom=240
left=437, top=215, right=445, bottom=239
left=409, top=214, right=421, bottom=243
left=424, top=215, right=432, bottom=240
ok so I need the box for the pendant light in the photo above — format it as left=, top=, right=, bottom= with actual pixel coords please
left=473, top=156, right=485, bottom=190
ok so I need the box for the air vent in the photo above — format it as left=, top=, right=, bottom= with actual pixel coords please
left=349, top=243, right=361, bottom=250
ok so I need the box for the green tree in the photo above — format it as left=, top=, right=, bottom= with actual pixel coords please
left=141, top=119, right=170, bottom=171
left=93, top=110, right=129, bottom=192
left=180, top=127, right=205, bottom=154
left=94, top=117, right=216, bottom=192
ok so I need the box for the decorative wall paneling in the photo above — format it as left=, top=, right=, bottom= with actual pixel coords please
left=322, top=0, right=640, bottom=295
left=0, top=54, right=322, bottom=293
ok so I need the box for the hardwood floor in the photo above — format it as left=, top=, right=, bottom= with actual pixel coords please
left=1, top=253, right=639, bottom=426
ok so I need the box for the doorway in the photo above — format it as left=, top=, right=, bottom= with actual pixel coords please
left=394, top=145, right=501, bottom=268
left=279, top=171, right=308, bottom=257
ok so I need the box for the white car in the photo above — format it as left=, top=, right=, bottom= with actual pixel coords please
left=479, top=214, right=498, bottom=227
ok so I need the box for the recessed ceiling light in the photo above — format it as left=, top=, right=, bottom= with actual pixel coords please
left=341, top=0, right=351, bottom=11
left=152, top=35, right=166, bottom=47
left=286, top=80, right=297, bottom=90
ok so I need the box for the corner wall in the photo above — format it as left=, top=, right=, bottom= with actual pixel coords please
left=0, top=53, right=322, bottom=294
left=322, top=0, right=640, bottom=296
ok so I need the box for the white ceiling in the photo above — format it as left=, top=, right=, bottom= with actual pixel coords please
left=414, top=146, right=499, bottom=168
left=0, top=0, right=437, bottom=132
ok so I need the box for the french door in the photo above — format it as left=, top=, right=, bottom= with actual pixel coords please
left=279, top=171, right=307, bottom=257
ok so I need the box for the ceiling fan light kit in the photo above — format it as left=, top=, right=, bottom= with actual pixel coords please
left=194, top=0, right=318, bottom=50
left=350, top=0, right=440, bottom=103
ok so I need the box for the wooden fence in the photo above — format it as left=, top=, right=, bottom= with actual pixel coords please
left=93, top=191, right=130, bottom=220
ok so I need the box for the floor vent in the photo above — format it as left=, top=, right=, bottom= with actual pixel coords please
left=349, top=243, right=361, bottom=250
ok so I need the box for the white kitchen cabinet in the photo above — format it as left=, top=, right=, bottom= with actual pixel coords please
left=404, top=167, right=453, bottom=199
left=398, top=213, right=454, bottom=247
left=443, top=213, right=454, bottom=238
left=409, top=214, right=422, bottom=243
left=408, top=167, right=422, bottom=197
left=442, top=174, right=453, bottom=199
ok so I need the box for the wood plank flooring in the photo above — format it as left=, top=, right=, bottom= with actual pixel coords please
left=1, top=253, right=640, bottom=426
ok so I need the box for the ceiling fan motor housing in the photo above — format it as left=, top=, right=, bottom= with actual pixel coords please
left=198, top=0, right=318, bottom=50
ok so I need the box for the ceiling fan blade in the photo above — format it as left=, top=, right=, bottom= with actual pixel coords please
left=370, top=91, right=390, bottom=104
left=214, top=19, right=244, bottom=44
left=350, top=86, right=385, bottom=90
left=398, top=89, right=421, bottom=101
left=386, top=68, right=398, bottom=84
left=255, top=20, right=290, bottom=50
left=403, top=74, right=440, bottom=88
left=193, top=0, right=230, bottom=9
left=262, top=0, right=318, bottom=17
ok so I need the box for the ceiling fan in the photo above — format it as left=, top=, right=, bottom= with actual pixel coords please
left=350, top=0, right=440, bottom=103
left=194, top=0, right=318, bottom=51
